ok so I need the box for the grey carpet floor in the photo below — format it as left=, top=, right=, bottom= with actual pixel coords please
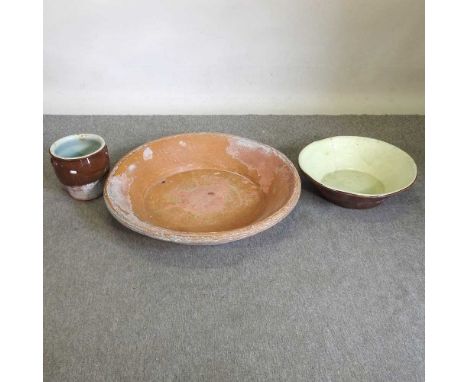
left=44, top=115, right=424, bottom=382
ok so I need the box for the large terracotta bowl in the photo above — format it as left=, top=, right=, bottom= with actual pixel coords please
left=104, top=133, right=301, bottom=244
left=299, top=136, right=417, bottom=208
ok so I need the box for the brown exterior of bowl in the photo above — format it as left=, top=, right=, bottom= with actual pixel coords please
left=104, top=133, right=301, bottom=245
left=303, top=172, right=416, bottom=209
left=306, top=175, right=386, bottom=208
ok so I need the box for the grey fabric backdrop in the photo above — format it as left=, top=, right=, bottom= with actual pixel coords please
left=44, top=116, right=424, bottom=382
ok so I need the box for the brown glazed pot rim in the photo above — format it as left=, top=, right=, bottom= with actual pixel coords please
left=298, top=136, right=418, bottom=199
left=49, top=133, right=106, bottom=161
left=104, top=132, right=301, bottom=245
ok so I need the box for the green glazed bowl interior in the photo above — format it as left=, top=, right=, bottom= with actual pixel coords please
left=299, top=136, right=417, bottom=197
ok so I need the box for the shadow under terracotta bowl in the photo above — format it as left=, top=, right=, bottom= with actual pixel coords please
left=299, top=136, right=417, bottom=209
left=104, top=133, right=301, bottom=244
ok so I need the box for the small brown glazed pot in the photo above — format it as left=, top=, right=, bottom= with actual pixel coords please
left=49, top=134, right=110, bottom=200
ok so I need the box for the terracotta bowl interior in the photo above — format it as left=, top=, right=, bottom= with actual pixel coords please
left=105, top=133, right=299, bottom=236
left=299, top=136, right=417, bottom=197
left=50, top=134, right=105, bottom=160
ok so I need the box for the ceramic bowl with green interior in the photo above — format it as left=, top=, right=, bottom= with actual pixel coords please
left=298, top=136, right=417, bottom=208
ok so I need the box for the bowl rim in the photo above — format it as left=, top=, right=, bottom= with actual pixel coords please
left=298, top=135, right=418, bottom=198
left=49, top=133, right=106, bottom=161
left=104, top=132, right=301, bottom=244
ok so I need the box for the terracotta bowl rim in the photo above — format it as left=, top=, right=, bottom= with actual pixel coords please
left=298, top=135, right=418, bottom=199
left=104, top=132, right=301, bottom=244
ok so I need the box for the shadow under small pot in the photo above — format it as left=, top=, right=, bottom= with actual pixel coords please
left=298, top=136, right=417, bottom=209
left=49, top=134, right=110, bottom=201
